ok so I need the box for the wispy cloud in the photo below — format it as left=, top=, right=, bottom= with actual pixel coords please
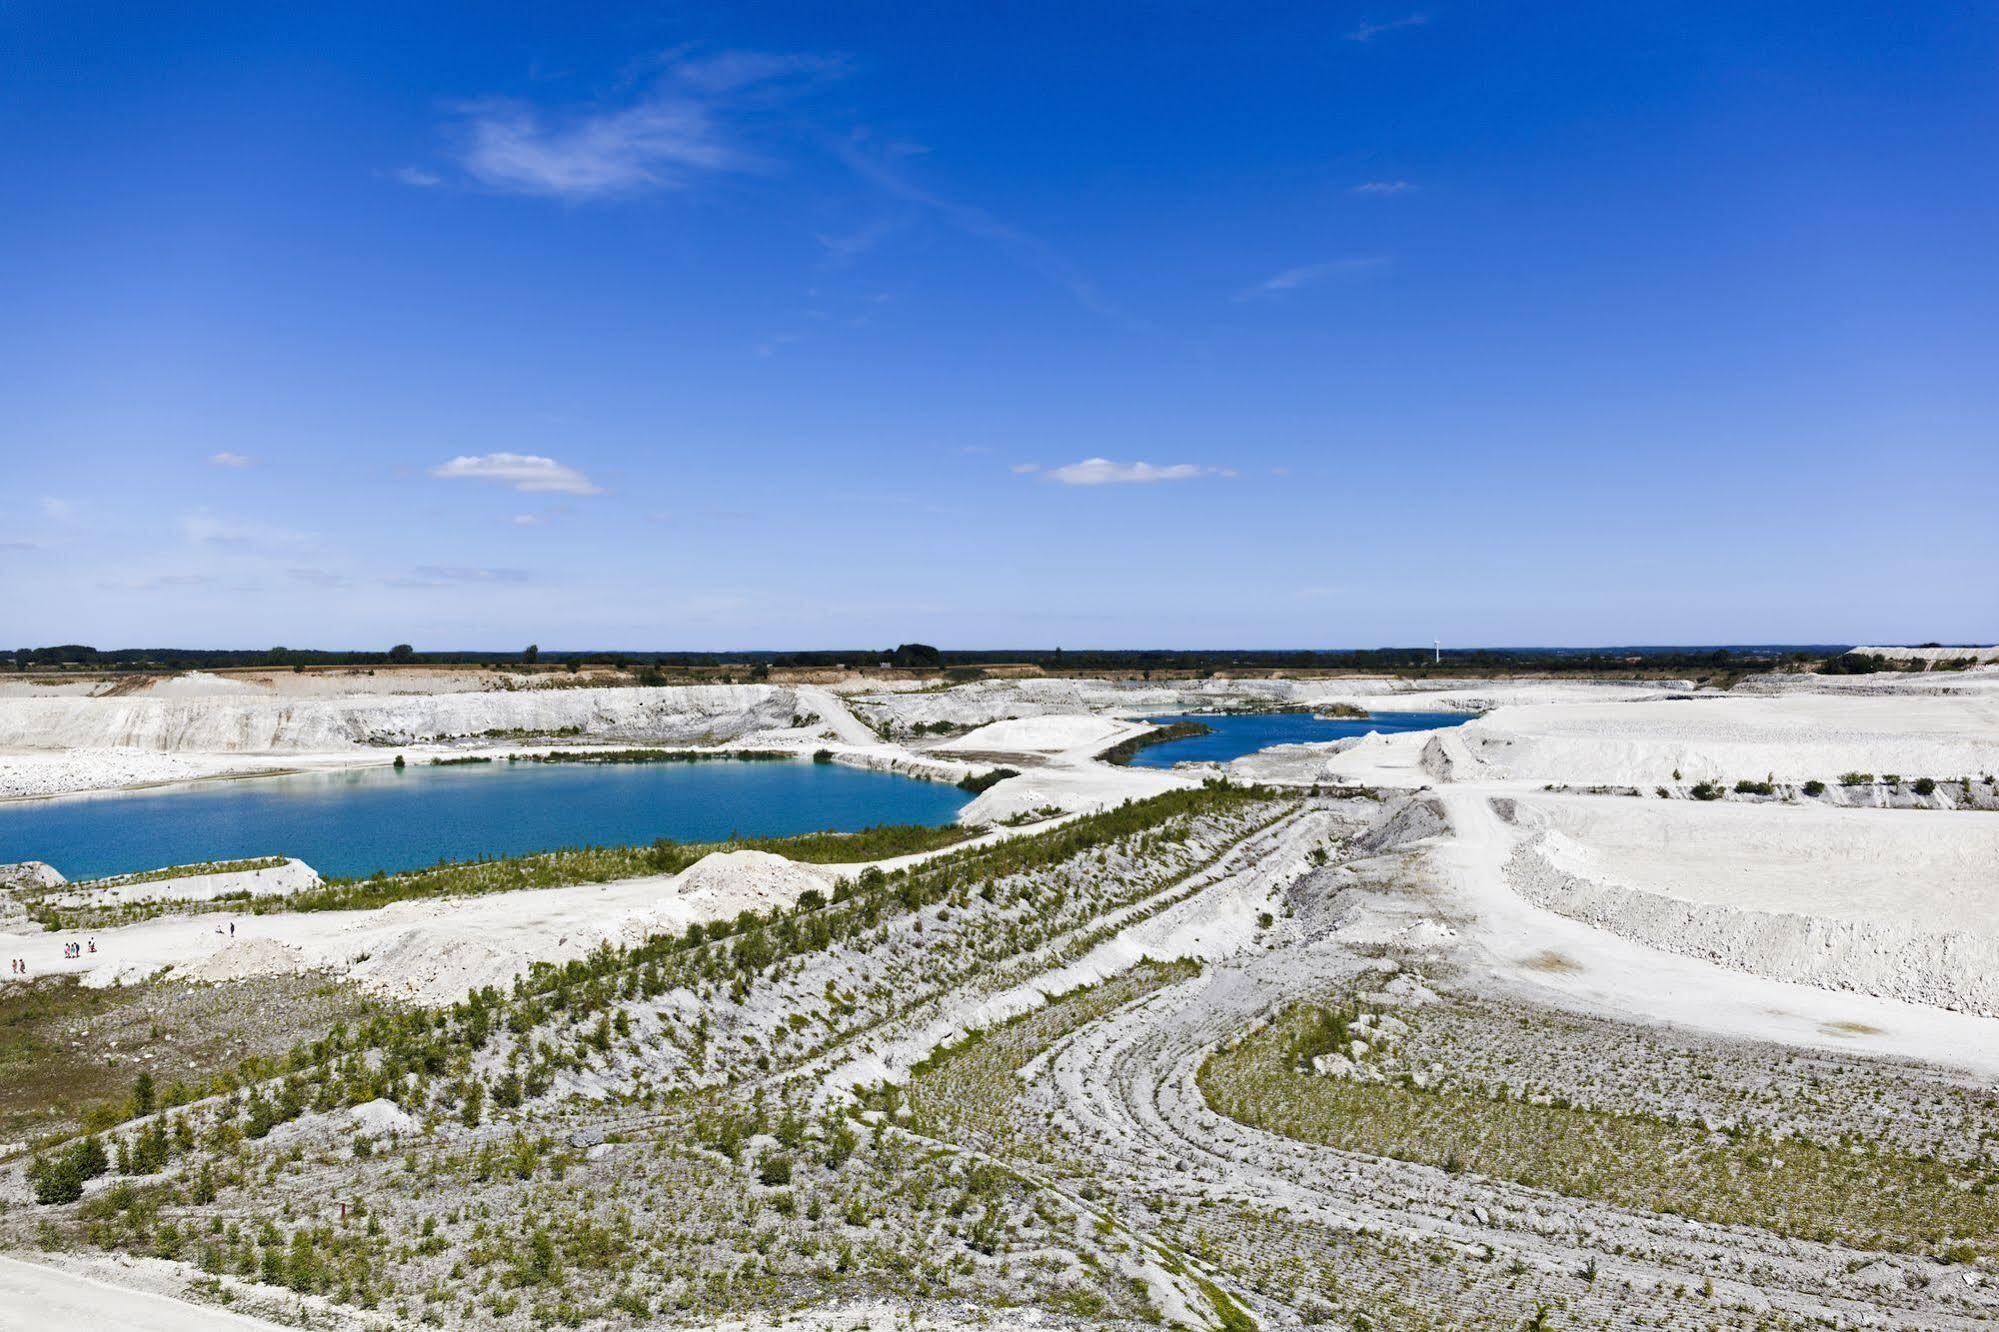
left=430, top=452, right=603, bottom=495
left=1010, top=462, right=1041, bottom=474
left=1351, top=179, right=1413, bottom=196
left=208, top=451, right=257, bottom=467
left=386, top=565, right=533, bottom=588
left=98, top=573, right=217, bottom=591
left=38, top=497, right=74, bottom=520
left=287, top=568, right=351, bottom=588
left=834, top=134, right=1135, bottom=326
left=391, top=166, right=442, bottom=189
left=1234, top=256, right=1389, bottom=301
left=1347, top=13, right=1429, bottom=42
left=180, top=513, right=307, bottom=548
left=509, top=513, right=548, bottom=526
left=0, top=540, right=38, bottom=552
left=813, top=217, right=898, bottom=261
left=1042, top=458, right=1235, bottom=486
left=425, top=50, right=843, bottom=201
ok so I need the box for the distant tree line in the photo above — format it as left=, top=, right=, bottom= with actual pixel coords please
left=10, top=642, right=1850, bottom=675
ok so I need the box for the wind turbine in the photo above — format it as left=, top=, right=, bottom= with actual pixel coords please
left=1433, top=638, right=1441, bottom=665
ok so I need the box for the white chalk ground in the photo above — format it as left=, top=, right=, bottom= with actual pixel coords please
left=1848, top=645, right=1999, bottom=666
left=48, top=859, right=320, bottom=910
left=1221, top=669, right=1999, bottom=1074
left=6, top=668, right=1999, bottom=1073
left=1424, top=786, right=1999, bottom=1079
left=0, top=1255, right=300, bottom=1332
left=0, top=819, right=1095, bottom=1004
left=1450, top=691, right=1999, bottom=786
left=0, top=849, right=844, bottom=1004
left=1501, top=792, right=1999, bottom=1015
left=935, top=712, right=1125, bottom=753
left=687, top=1300, right=1057, bottom=1330
left=1525, top=794, right=1999, bottom=933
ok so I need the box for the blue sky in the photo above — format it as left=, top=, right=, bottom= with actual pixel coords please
left=4, top=2, right=1995, bottom=649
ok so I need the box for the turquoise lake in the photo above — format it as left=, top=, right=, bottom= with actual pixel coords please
left=1126, top=710, right=1472, bottom=767
left=0, top=759, right=973, bottom=882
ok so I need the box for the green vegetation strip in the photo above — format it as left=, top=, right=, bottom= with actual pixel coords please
left=76, top=856, right=287, bottom=889
left=1098, top=722, right=1213, bottom=766
left=26, top=825, right=982, bottom=931
left=511, top=748, right=793, bottom=764
left=1200, top=1002, right=1999, bottom=1262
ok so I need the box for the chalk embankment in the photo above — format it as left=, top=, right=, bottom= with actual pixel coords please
left=1501, top=794, right=1999, bottom=1015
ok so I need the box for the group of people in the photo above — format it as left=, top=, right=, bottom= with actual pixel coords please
left=8, top=938, right=100, bottom=975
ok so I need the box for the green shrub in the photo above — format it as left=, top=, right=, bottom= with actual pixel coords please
left=30, top=1137, right=108, bottom=1204
left=1913, top=777, right=1937, bottom=796
left=1098, top=722, right=1213, bottom=766
left=958, top=767, right=1018, bottom=794
left=1689, top=782, right=1724, bottom=801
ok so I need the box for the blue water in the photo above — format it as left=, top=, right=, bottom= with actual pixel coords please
left=0, top=760, right=973, bottom=881
left=1126, top=710, right=1472, bottom=767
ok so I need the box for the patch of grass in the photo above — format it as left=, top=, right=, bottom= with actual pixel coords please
left=0, top=974, right=379, bottom=1145
left=513, top=748, right=793, bottom=765
left=1202, top=1002, right=1999, bottom=1261
left=1521, top=950, right=1581, bottom=974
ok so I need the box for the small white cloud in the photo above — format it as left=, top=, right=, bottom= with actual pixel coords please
left=39, top=497, right=74, bottom=519
left=1235, top=256, right=1389, bottom=301
left=509, top=513, right=547, bottom=526
left=393, top=166, right=443, bottom=188
left=1351, top=180, right=1413, bottom=196
left=1348, top=13, right=1429, bottom=42
left=1042, top=458, right=1233, bottom=486
left=429, top=452, right=603, bottom=495
left=209, top=451, right=256, bottom=467
left=1010, top=462, right=1041, bottom=474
